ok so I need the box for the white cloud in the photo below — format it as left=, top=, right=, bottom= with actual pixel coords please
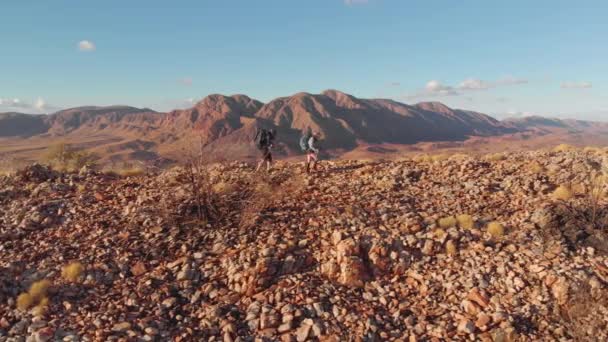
left=458, top=78, right=492, bottom=90
left=424, top=80, right=460, bottom=96
left=561, top=81, right=592, bottom=89
left=344, top=0, right=368, bottom=5
left=78, top=40, right=96, bottom=52
left=0, top=97, right=57, bottom=113
left=457, top=76, right=528, bottom=91
left=34, top=97, right=47, bottom=111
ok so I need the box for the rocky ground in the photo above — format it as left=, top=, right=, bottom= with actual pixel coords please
left=1, top=149, right=608, bottom=341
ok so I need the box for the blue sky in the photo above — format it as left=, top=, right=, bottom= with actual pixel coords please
left=1, top=0, right=606, bottom=120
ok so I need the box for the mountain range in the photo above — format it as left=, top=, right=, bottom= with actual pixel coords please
left=1, top=90, right=606, bottom=165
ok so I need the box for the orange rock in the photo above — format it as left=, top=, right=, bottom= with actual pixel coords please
left=131, top=261, right=147, bottom=276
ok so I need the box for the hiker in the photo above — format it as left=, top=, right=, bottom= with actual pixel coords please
left=300, top=130, right=320, bottom=173
left=254, top=128, right=276, bottom=172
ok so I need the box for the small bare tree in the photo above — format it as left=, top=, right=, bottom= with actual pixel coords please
left=181, top=136, right=218, bottom=224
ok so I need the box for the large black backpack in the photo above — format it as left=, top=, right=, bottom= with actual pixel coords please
left=255, top=129, right=270, bottom=150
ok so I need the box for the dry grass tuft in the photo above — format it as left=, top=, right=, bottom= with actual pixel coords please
left=445, top=240, right=457, bottom=255
left=17, top=293, right=34, bottom=311
left=62, top=262, right=84, bottom=282
left=438, top=216, right=457, bottom=229
left=529, top=161, right=544, bottom=173
left=433, top=228, right=447, bottom=239
left=431, top=154, right=448, bottom=162
left=29, top=279, right=51, bottom=301
left=456, top=214, right=475, bottom=229
left=413, top=154, right=433, bottom=163
left=32, top=296, right=49, bottom=316
left=486, top=153, right=505, bottom=161
left=554, top=144, right=576, bottom=153
left=553, top=185, right=573, bottom=201
left=583, top=146, right=602, bottom=154
left=487, top=221, right=505, bottom=238
left=116, top=167, right=145, bottom=177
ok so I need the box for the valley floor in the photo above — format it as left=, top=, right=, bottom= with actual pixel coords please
left=1, top=149, right=608, bottom=341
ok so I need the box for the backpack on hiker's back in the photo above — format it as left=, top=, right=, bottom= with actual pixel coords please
left=254, top=128, right=274, bottom=150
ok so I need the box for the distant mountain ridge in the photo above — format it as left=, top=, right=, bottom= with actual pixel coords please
left=1, top=90, right=605, bottom=163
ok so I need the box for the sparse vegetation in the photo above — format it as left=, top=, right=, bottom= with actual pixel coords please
left=438, top=216, right=457, bottom=229
left=32, top=296, right=49, bottom=316
left=62, top=262, right=84, bottom=282
left=16, top=293, right=34, bottom=311
left=116, top=167, right=146, bottom=177
left=487, top=221, right=505, bottom=238
left=445, top=240, right=457, bottom=255
left=529, top=161, right=544, bottom=173
left=29, top=279, right=51, bottom=301
left=434, top=228, right=447, bottom=239
left=486, top=153, right=506, bottom=161
left=554, top=144, right=576, bottom=153
left=553, top=185, right=573, bottom=201
left=456, top=214, right=474, bottom=229
left=44, top=142, right=99, bottom=171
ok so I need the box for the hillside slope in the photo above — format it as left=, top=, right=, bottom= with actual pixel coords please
left=1, top=149, right=607, bottom=340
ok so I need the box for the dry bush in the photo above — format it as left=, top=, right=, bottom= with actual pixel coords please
left=487, top=221, right=505, bottom=238
left=456, top=214, right=474, bottom=229
left=116, top=167, right=145, bottom=177
left=583, top=146, right=602, bottom=154
left=554, top=144, right=576, bottom=153
left=553, top=185, right=573, bottom=201
left=438, top=216, right=457, bottom=229
left=32, top=296, right=49, bottom=316
left=486, top=153, right=505, bottom=161
left=445, top=240, right=457, bottom=255
left=45, top=142, right=98, bottom=171
left=529, top=161, right=544, bottom=173
left=588, top=166, right=607, bottom=228
left=16, top=293, right=34, bottom=311
left=29, top=279, right=51, bottom=301
left=413, top=154, right=433, bottom=163
left=431, top=154, right=448, bottom=162
left=62, top=262, right=84, bottom=282
left=433, top=228, right=447, bottom=239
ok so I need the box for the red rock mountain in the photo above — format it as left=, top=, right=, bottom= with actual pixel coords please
left=2, top=90, right=601, bottom=163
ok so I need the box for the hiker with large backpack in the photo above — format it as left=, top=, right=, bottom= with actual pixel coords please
left=254, top=128, right=276, bottom=172
left=300, top=130, right=320, bottom=174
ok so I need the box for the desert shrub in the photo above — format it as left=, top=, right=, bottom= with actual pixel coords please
left=434, top=228, right=447, bottom=239
left=553, top=185, right=573, bottom=201
left=456, top=214, right=474, bottom=229
left=529, top=161, right=544, bottom=173
left=486, top=153, right=505, bottom=161
left=554, top=144, right=576, bottom=153
left=487, top=221, right=505, bottom=238
left=117, top=167, right=145, bottom=177
left=449, top=153, right=469, bottom=161
left=446, top=240, right=457, bottom=255
left=583, top=146, right=602, bottom=154
left=413, top=154, right=433, bottom=163
left=32, top=296, right=49, bottom=316
left=438, top=216, right=457, bottom=228
left=17, top=293, right=34, bottom=311
left=29, top=279, right=51, bottom=301
left=62, top=262, right=84, bottom=282
left=431, top=154, right=448, bottom=162
left=45, top=143, right=98, bottom=171
left=69, top=150, right=99, bottom=170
